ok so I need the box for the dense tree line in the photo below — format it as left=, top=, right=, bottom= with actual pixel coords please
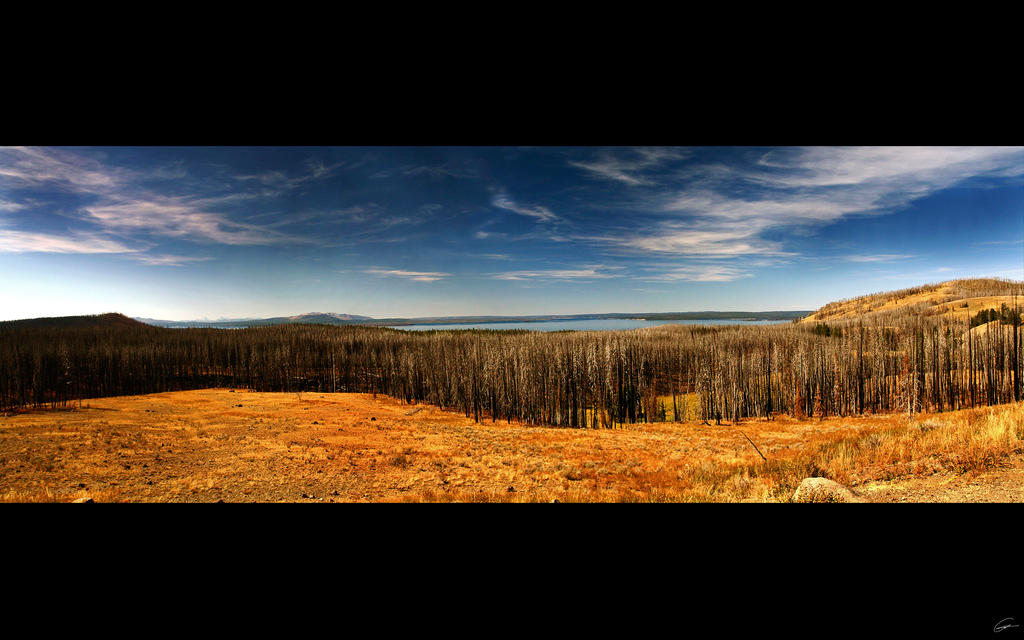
left=970, top=303, right=1021, bottom=328
left=2, top=303, right=1021, bottom=427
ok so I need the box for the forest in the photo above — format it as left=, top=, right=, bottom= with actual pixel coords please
left=2, top=279, right=1022, bottom=427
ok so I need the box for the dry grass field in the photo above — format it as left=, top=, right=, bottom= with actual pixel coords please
left=2, top=388, right=1022, bottom=502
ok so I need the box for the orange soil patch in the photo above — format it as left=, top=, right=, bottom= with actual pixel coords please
left=1, top=389, right=1020, bottom=502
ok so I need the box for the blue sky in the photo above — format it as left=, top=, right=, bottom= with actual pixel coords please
left=1, top=146, right=1022, bottom=321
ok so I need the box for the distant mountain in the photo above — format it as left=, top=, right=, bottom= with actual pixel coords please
left=135, top=310, right=810, bottom=328
left=135, top=312, right=373, bottom=328
left=289, top=312, right=373, bottom=322
left=0, top=313, right=149, bottom=330
left=368, top=310, right=811, bottom=326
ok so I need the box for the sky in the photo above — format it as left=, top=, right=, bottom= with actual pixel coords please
left=1, top=146, right=1022, bottom=321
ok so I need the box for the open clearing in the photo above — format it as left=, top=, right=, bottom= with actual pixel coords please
left=1, top=389, right=1022, bottom=502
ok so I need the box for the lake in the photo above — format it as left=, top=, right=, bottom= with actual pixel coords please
left=386, top=318, right=791, bottom=332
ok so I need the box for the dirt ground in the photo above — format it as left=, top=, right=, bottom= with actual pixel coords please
left=1, top=388, right=1020, bottom=502
left=854, top=454, right=1024, bottom=502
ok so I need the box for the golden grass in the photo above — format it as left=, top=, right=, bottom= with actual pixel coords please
left=826, top=404, right=1024, bottom=482
left=1, top=388, right=1021, bottom=502
left=802, top=278, right=1021, bottom=324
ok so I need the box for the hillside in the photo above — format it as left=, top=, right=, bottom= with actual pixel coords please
left=0, top=313, right=147, bottom=330
left=801, top=278, right=1024, bottom=324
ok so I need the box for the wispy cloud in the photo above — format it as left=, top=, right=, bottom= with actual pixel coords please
left=235, top=159, right=346, bottom=189
left=0, top=147, right=315, bottom=255
left=0, top=229, right=138, bottom=254
left=491, top=266, right=620, bottom=281
left=585, top=146, right=1024, bottom=263
left=582, top=226, right=792, bottom=258
left=130, top=254, right=215, bottom=267
left=305, top=158, right=344, bottom=180
left=474, top=230, right=506, bottom=240
left=845, top=254, right=917, bottom=263
left=0, top=146, right=123, bottom=192
left=402, top=164, right=479, bottom=180
left=569, top=147, right=689, bottom=186
left=975, top=239, right=1023, bottom=246
left=491, top=193, right=559, bottom=222
left=82, top=199, right=293, bottom=245
left=363, top=268, right=450, bottom=282
left=751, top=146, right=1024, bottom=188
left=870, top=266, right=1024, bottom=281
left=640, top=264, right=753, bottom=282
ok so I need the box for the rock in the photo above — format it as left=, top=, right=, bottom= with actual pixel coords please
left=72, top=497, right=94, bottom=503
left=550, top=499, right=560, bottom=503
left=792, top=477, right=860, bottom=503
left=371, top=417, right=376, bottom=421
left=507, top=485, right=515, bottom=493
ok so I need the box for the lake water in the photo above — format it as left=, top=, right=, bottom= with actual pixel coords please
left=387, top=318, right=790, bottom=332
